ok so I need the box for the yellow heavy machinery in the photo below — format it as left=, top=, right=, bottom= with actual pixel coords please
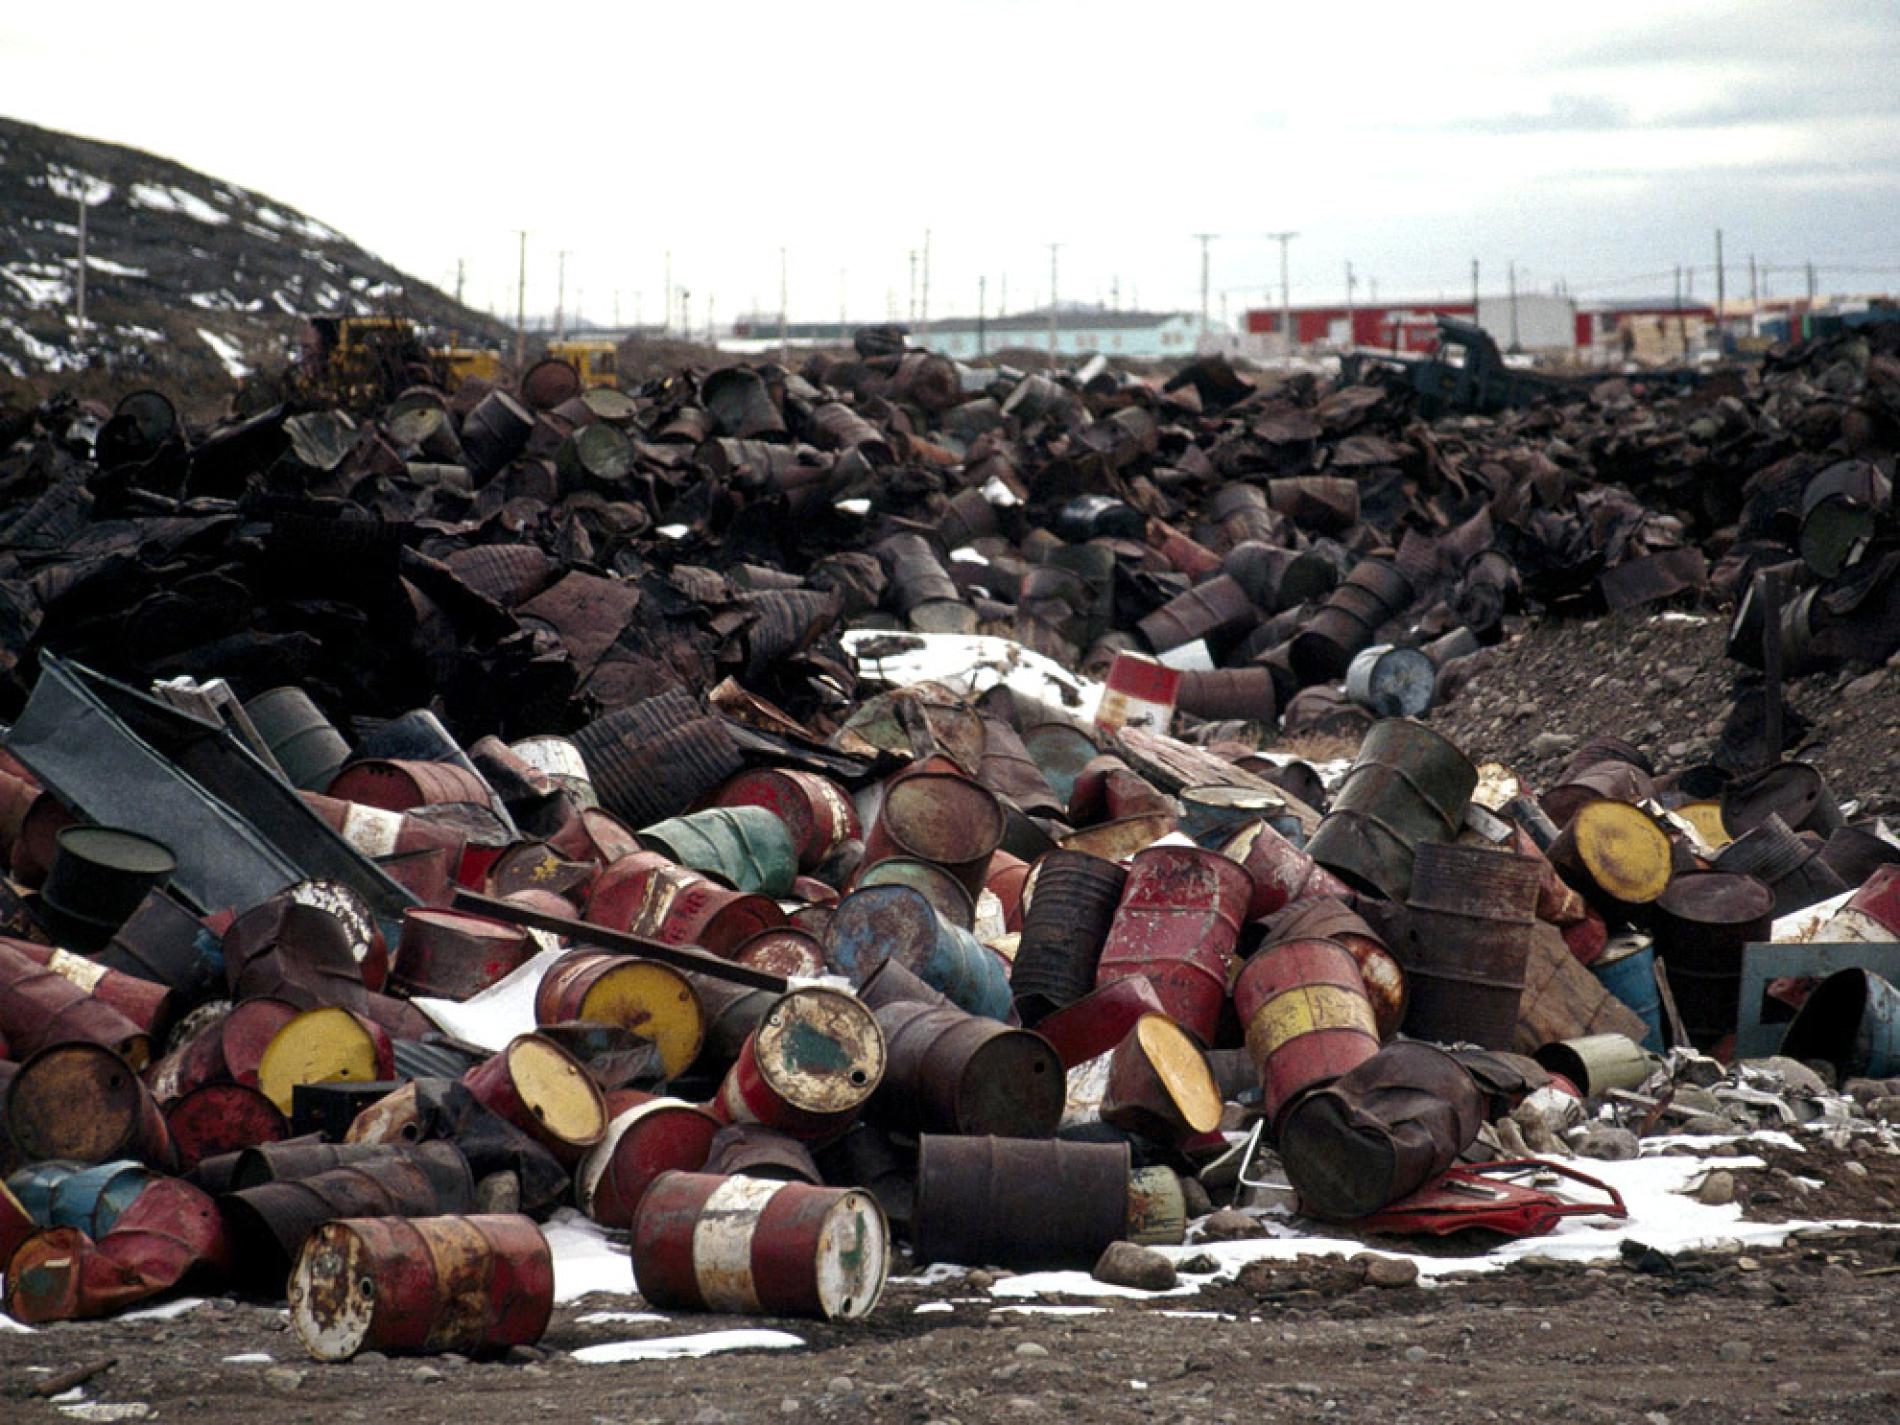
left=433, top=346, right=505, bottom=386
left=301, top=315, right=435, bottom=403
left=546, top=339, right=619, bottom=388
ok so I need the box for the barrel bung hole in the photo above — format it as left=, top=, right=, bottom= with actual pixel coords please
left=849, top=1069, right=868, bottom=1086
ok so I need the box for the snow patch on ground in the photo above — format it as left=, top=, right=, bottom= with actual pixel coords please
left=543, top=1209, right=633, bottom=1303
left=843, top=629, right=1103, bottom=719
left=3, top=265, right=73, bottom=307
left=129, top=182, right=229, bottom=226
left=573, top=1329, right=804, bottom=1363
left=196, top=327, right=250, bottom=378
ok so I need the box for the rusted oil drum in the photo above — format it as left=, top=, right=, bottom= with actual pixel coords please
left=6, top=1041, right=175, bottom=1168
left=147, top=997, right=299, bottom=1103
left=1020, top=723, right=1101, bottom=809
left=460, top=389, right=535, bottom=477
left=638, top=807, right=798, bottom=898
left=1099, top=1014, right=1224, bottom=1147
left=712, top=985, right=885, bottom=1143
left=484, top=843, right=594, bottom=904
left=591, top=854, right=788, bottom=959
left=222, top=1153, right=470, bottom=1292
left=509, top=735, right=597, bottom=809
left=0, top=1180, right=29, bottom=1270
left=1547, top=799, right=1674, bottom=913
left=2, top=942, right=174, bottom=1041
left=871, top=998, right=1063, bottom=1137
left=1651, top=871, right=1776, bottom=1052
left=1722, top=761, right=1844, bottom=840
left=860, top=769, right=1005, bottom=903
left=855, top=857, right=978, bottom=930
left=244, top=686, right=353, bottom=794
left=1094, top=846, right=1251, bottom=1045
left=1306, top=719, right=1477, bottom=902
left=1780, top=968, right=1900, bottom=1079
left=686, top=975, right=779, bottom=1070
left=1714, top=814, right=1844, bottom=917
left=576, top=713, right=746, bottom=831
left=1277, top=1040, right=1485, bottom=1221
left=730, top=926, right=828, bottom=979
left=532, top=949, right=704, bottom=1078
left=166, top=1083, right=289, bottom=1172
left=1033, top=976, right=1173, bottom=1071
left=1234, top=938, right=1380, bottom=1124
left=1136, top=574, right=1259, bottom=656
left=1010, top=851, right=1127, bottom=1025
left=1397, top=844, right=1542, bottom=1050
left=16, top=1159, right=154, bottom=1237
left=4, top=1176, right=228, bottom=1324
left=912, top=1135, right=1130, bottom=1269
left=1220, top=819, right=1350, bottom=922
left=230, top=1140, right=463, bottom=1190
left=1818, top=864, right=1900, bottom=943
left=545, top=806, right=641, bottom=866
left=711, top=769, right=860, bottom=874
left=462, top=1034, right=607, bottom=1166
left=826, top=885, right=1012, bottom=1020
left=327, top=759, right=495, bottom=815
left=1541, top=760, right=1656, bottom=834
left=632, top=1172, right=888, bottom=1322
left=391, top=908, right=534, bottom=1001
left=257, top=1006, right=396, bottom=1114
left=1258, top=898, right=1406, bottom=1041
left=857, top=955, right=953, bottom=1010
left=289, top=1214, right=553, bottom=1361
left=702, top=1124, right=824, bottom=1184
left=1178, top=785, right=1283, bottom=850
left=302, top=790, right=469, bottom=874
left=575, top=1097, right=722, bottom=1228
left=1344, top=644, right=1436, bottom=719
left=93, top=887, right=219, bottom=1012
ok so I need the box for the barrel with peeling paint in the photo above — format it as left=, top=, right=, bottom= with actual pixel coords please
left=712, top=985, right=885, bottom=1143
left=289, top=1214, right=553, bottom=1360
left=1305, top=719, right=1476, bottom=901
left=632, top=1171, right=888, bottom=1321
left=826, top=884, right=1012, bottom=1020
left=462, top=1033, right=608, bottom=1166
left=1093, top=846, right=1252, bottom=1045
left=1099, top=1014, right=1225, bottom=1148
left=6, top=1041, right=175, bottom=1169
left=1219, top=819, right=1351, bottom=922
left=711, top=768, right=860, bottom=874
left=1234, top=937, right=1380, bottom=1124
left=1258, top=898, right=1407, bottom=1042
left=859, top=768, right=1005, bottom=903
left=532, top=948, right=704, bottom=1079
left=391, top=907, right=534, bottom=1001
left=638, top=807, right=799, bottom=898
left=575, top=1097, right=722, bottom=1228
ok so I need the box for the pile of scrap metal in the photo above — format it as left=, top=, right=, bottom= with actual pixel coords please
left=0, top=320, right=1893, bottom=1355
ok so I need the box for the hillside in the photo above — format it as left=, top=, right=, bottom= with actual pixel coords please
left=0, top=115, right=511, bottom=391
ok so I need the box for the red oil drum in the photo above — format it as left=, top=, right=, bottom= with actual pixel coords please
left=711, top=986, right=885, bottom=1143
left=1233, top=938, right=1380, bottom=1125
left=632, top=1171, right=888, bottom=1321
left=288, top=1214, right=553, bottom=1361
left=575, top=1097, right=722, bottom=1229
left=1094, top=846, right=1251, bottom=1044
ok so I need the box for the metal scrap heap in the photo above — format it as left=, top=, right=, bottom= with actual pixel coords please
left=0, top=321, right=1895, bottom=1353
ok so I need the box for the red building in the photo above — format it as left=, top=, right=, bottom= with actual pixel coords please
left=1245, top=301, right=1476, bottom=352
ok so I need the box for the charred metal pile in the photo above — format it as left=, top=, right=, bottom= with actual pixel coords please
left=0, top=322, right=1895, bottom=1355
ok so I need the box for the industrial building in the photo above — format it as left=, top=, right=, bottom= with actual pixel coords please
left=1243, top=293, right=1581, bottom=356
left=911, top=307, right=1203, bottom=360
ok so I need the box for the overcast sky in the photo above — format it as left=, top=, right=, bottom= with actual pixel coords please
left=4, top=1, right=1897, bottom=326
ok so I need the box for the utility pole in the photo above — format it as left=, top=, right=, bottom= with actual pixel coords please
left=1111, top=274, right=1120, bottom=311
left=1000, top=274, right=1008, bottom=316
left=74, top=197, right=87, bottom=350
left=1471, top=257, right=1480, bottom=316
left=663, top=250, right=672, bottom=336
left=555, top=250, right=569, bottom=340
left=907, top=250, right=917, bottom=324
left=1266, top=231, right=1298, bottom=354
left=977, top=275, right=988, bottom=357
left=454, top=256, right=465, bottom=308
left=838, top=268, right=847, bottom=336
left=1047, top=241, right=1063, bottom=357
left=1674, top=265, right=1687, bottom=356
left=1805, top=260, right=1817, bottom=305
left=679, top=287, right=690, bottom=340
left=1344, top=259, right=1357, bottom=350
left=779, top=246, right=789, bottom=364
left=513, top=229, right=528, bottom=368
left=1192, top=233, right=1217, bottom=341
left=1714, top=228, right=1725, bottom=330
left=1507, top=260, right=1521, bottom=353
left=921, top=228, right=932, bottom=327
